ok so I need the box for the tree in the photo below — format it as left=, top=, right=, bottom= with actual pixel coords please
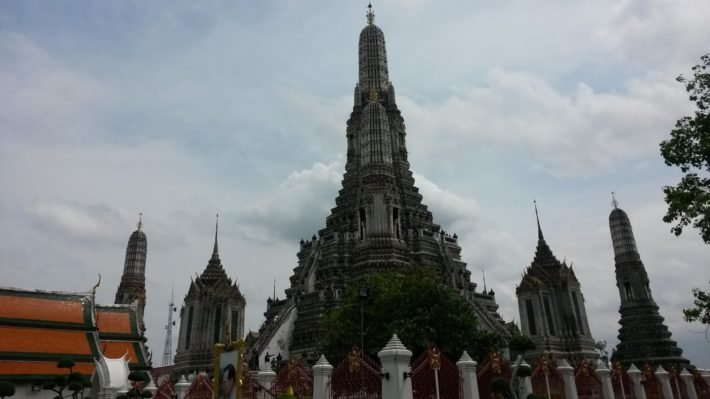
left=0, top=381, right=15, bottom=399
left=659, top=53, right=710, bottom=244
left=116, top=372, right=152, bottom=399
left=318, top=266, right=503, bottom=362
left=683, top=282, right=710, bottom=343
left=42, top=358, right=92, bottom=399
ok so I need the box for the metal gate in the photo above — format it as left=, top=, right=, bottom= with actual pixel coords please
left=574, top=358, right=602, bottom=399
left=530, top=354, right=565, bottom=399
left=476, top=352, right=512, bottom=399
left=611, top=361, right=634, bottom=399
left=641, top=364, right=662, bottom=399
left=410, top=345, right=462, bottom=399
left=271, top=358, right=314, bottom=399
left=328, top=346, right=383, bottom=399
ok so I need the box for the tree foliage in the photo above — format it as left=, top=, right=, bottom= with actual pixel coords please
left=659, top=53, right=710, bottom=244
left=318, top=266, right=504, bottom=363
left=683, top=283, right=710, bottom=325
left=42, top=358, right=91, bottom=399
left=0, top=381, right=15, bottom=399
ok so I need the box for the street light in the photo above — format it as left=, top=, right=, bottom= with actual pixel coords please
left=358, top=287, right=369, bottom=353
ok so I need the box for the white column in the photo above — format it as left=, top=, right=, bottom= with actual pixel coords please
left=654, top=366, right=674, bottom=399
left=595, top=360, right=615, bottom=399
left=378, top=334, right=413, bottom=399
left=627, top=364, right=646, bottom=399
left=519, top=361, right=533, bottom=399
left=557, top=359, right=578, bottom=399
left=313, top=355, right=333, bottom=399
left=680, top=369, right=698, bottom=399
left=257, top=369, right=277, bottom=399
left=175, top=375, right=190, bottom=399
left=457, top=351, right=480, bottom=399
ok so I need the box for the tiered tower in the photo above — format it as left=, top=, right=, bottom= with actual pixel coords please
left=609, top=198, right=689, bottom=367
left=115, top=214, right=148, bottom=332
left=173, top=216, right=246, bottom=376
left=250, top=4, right=508, bottom=367
left=516, top=203, right=598, bottom=361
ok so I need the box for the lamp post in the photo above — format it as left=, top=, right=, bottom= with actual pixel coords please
left=358, top=287, right=369, bottom=353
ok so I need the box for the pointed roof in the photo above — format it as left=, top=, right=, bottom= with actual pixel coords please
left=199, top=215, right=228, bottom=284
left=517, top=202, right=580, bottom=293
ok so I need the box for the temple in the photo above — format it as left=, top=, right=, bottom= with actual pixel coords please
left=173, top=216, right=246, bottom=376
left=516, top=203, right=598, bottom=361
left=115, top=214, right=148, bottom=332
left=608, top=198, right=690, bottom=367
left=249, top=4, right=509, bottom=367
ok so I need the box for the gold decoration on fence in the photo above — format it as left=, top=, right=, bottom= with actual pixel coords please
left=491, top=352, right=502, bottom=375
left=428, top=345, right=441, bottom=370
left=348, top=346, right=362, bottom=373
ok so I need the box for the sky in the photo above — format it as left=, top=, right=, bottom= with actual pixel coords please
left=1, top=0, right=709, bottom=368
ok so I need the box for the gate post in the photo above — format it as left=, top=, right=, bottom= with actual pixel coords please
left=627, top=364, right=646, bottom=399
left=175, top=375, right=190, bottom=399
left=654, top=366, right=674, bottom=399
left=680, top=369, right=698, bottom=399
left=595, top=361, right=615, bottom=399
left=257, top=369, right=277, bottom=399
left=457, top=351, right=480, bottom=399
left=378, top=334, right=413, bottom=399
left=557, top=359, right=578, bottom=399
left=313, top=355, right=333, bottom=399
left=518, top=360, right=533, bottom=399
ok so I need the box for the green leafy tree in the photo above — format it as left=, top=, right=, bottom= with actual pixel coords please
left=0, top=381, right=15, bottom=399
left=318, top=266, right=503, bottom=362
left=683, top=283, right=710, bottom=344
left=116, top=372, right=152, bottom=399
left=42, top=358, right=92, bottom=399
left=659, top=53, right=710, bottom=244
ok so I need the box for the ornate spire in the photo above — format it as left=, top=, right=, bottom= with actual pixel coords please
left=213, top=213, right=219, bottom=257
left=359, top=2, right=389, bottom=95
left=534, top=200, right=544, bottom=240
left=137, top=212, right=143, bottom=231
left=611, top=191, right=619, bottom=209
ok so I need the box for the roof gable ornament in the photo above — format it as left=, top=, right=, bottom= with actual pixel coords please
left=367, top=2, right=375, bottom=25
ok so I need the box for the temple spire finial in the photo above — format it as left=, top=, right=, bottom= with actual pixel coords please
left=366, top=2, right=375, bottom=25
left=611, top=191, right=619, bottom=209
left=137, top=213, right=143, bottom=231
left=213, top=213, right=219, bottom=255
left=534, top=200, right=544, bottom=240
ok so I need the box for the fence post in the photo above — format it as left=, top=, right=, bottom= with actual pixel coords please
left=175, top=375, right=190, bottom=399
left=313, top=355, right=333, bottom=399
left=594, top=360, right=615, bottom=399
left=680, top=369, right=698, bottom=399
left=519, top=360, right=533, bottom=399
left=257, top=369, right=277, bottom=399
left=653, top=366, right=673, bottom=399
left=378, top=334, right=413, bottom=399
left=627, top=364, right=646, bottom=399
left=557, top=359, right=578, bottom=399
left=457, top=351, right=479, bottom=399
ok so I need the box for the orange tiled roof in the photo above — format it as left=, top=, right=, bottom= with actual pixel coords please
left=0, top=360, right=94, bottom=376
left=0, top=292, right=87, bottom=324
left=0, top=326, right=93, bottom=355
left=101, top=341, right=140, bottom=364
left=96, top=309, right=132, bottom=334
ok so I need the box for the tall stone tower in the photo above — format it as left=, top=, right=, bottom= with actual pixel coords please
left=516, top=204, right=598, bottom=361
left=609, top=199, right=689, bottom=367
left=173, top=217, right=246, bottom=376
left=250, top=5, right=508, bottom=368
left=115, top=214, right=148, bottom=331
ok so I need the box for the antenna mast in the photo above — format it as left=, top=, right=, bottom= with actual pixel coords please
left=161, top=287, right=176, bottom=366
